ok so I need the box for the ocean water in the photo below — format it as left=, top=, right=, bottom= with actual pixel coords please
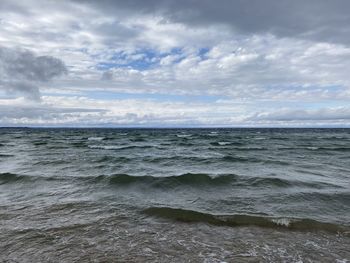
left=0, top=128, right=349, bottom=262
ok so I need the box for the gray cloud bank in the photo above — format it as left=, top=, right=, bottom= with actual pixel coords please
left=80, top=0, right=350, bottom=45
left=0, top=47, right=67, bottom=100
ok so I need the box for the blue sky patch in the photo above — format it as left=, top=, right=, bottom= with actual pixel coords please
left=95, top=47, right=206, bottom=71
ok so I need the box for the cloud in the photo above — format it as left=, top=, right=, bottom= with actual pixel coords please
left=0, top=0, right=349, bottom=126
left=249, top=107, right=350, bottom=122
left=0, top=46, right=67, bottom=100
left=0, top=95, right=247, bottom=126
left=4, top=82, right=41, bottom=101
left=79, top=0, right=350, bottom=45
left=0, top=105, right=104, bottom=120
left=95, top=36, right=350, bottom=102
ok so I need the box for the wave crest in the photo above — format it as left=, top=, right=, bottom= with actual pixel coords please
left=143, top=207, right=349, bottom=233
left=0, top=172, right=28, bottom=184
left=99, top=173, right=236, bottom=187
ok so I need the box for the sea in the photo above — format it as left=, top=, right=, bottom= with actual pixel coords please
left=0, top=128, right=349, bottom=262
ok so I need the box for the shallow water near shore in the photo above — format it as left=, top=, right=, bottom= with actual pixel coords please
left=0, top=128, right=349, bottom=262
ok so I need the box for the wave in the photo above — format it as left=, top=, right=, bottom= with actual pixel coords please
left=94, top=156, right=133, bottom=163
left=176, top=142, right=197, bottom=147
left=277, top=146, right=350, bottom=152
left=4, top=172, right=231, bottom=186
left=32, top=141, right=48, bottom=146
left=144, top=156, right=217, bottom=164
left=88, top=145, right=153, bottom=150
left=0, top=154, right=14, bottom=158
left=176, top=134, right=192, bottom=138
left=0, top=171, right=339, bottom=190
left=0, top=172, right=30, bottom=184
left=69, top=141, right=87, bottom=148
left=248, top=177, right=294, bottom=187
left=217, top=141, right=232, bottom=146
left=98, top=173, right=237, bottom=187
left=0, top=173, right=68, bottom=184
left=212, top=142, right=266, bottom=148
left=237, top=147, right=266, bottom=151
left=1, top=173, right=231, bottom=186
left=47, top=145, right=70, bottom=149
left=142, top=207, right=349, bottom=233
left=147, top=154, right=289, bottom=166
left=92, top=173, right=335, bottom=190
left=310, top=147, right=350, bottom=152
left=130, top=137, right=146, bottom=142
left=222, top=155, right=290, bottom=166
left=32, top=159, right=69, bottom=166
left=289, top=191, right=350, bottom=204
left=221, top=155, right=259, bottom=163
left=210, top=142, right=244, bottom=146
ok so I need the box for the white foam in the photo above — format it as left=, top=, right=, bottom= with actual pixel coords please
left=307, top=146, right=319, bottom=150
left=272, top=218, right=292, bottom=227
left=254, top=137, right=266, bottom=140
left=209, top=131, right=218, bottom=135
left=88, top=137, right=105, bottom=141
left=218, top=142, right=231, bottom=146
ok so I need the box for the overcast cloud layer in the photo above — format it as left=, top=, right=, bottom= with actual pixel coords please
left=0, top=0, right=350, bottom=127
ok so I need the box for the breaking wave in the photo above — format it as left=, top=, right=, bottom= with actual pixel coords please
left=143, top=207, right=349, bottom=233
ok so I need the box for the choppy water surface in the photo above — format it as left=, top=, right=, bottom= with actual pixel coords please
left=0, top=128, right=349, bottom=262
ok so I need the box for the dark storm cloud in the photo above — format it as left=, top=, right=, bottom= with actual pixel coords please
left=77, top=0, right=350, bottom=45
left=0, top=47, right=67, bottom=100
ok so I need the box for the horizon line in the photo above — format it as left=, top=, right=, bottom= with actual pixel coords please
left=1, top=126, right=350, bottom=129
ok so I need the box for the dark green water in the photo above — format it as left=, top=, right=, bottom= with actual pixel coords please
left=0, top=128, right=349, bottom=262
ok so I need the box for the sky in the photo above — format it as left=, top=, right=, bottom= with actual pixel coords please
left=1, top=0, right=350, bottom=127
